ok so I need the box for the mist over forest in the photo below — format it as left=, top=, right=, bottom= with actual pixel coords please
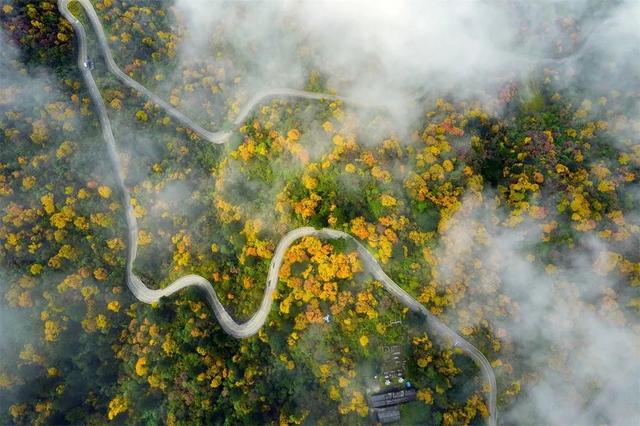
left=0, top=1, right=638, bottom=425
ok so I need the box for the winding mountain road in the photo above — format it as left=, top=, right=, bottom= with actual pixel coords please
left=58, top=1, right=497, bottom=424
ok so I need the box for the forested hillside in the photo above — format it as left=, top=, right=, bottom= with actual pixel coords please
left=0, top=1, right=638, bottom=425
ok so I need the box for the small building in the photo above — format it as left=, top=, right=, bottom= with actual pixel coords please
left=367, top=387, right=417, bottom=409
left=367, top=387, right=417, bottom=424
left=370, top=405, right=401, bottom=424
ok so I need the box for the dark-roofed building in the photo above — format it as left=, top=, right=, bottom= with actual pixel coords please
left=371, top=405, right=401, bottom=424
left=367, top=387, right=417, bottom=408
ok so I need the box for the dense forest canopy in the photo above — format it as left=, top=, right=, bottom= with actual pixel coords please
left=0, top=1, right=638, bottom=425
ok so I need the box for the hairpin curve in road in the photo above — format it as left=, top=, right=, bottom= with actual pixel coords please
left=58, top=1, right=497, bottom=424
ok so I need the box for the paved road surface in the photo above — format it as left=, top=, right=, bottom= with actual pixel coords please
left=58, top=1, right=497, bottom=424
